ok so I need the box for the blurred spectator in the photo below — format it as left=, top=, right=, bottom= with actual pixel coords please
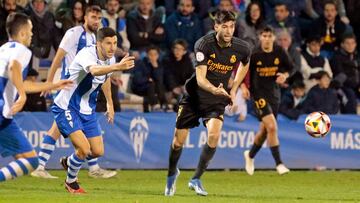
left=101, top=0, right=130, bottom=51
left=25, top=0, right=61, bottom=58
left=164, top=0, right=202, bottom=51
left=279, top=81, right=306, bottom=120
left=263, top=0, right=306, bottom=19
left=276, top=30, right=302, bottom=85
left=309, top=0, right=347, bottom=58
left=126, top=0, right=165, bottom=52
left=96, top=74, right=122, bottom=112
left=165, top=0, right=212, bottom=19
left=268, top=2, right=302, bottom=48
left=238, top=1, right=265, bottom=49
left=330, top=34, right=359, bottom=113
left=163, top=39, right=194, bottom=109
left=302, top=71, right=339, bottom=114
left=131, top=45, right=167, bottom=112
left=305, top=0, right=349, bottom=24
left=203, top=0, right=243, bottom=38
left=0, top=0, right=24, bottom=45
left=345, top=0, right=360, bottom=52
left=301, top=36, right=333, bottom=92
left=55, top=0, right=86, bottom=36
left=22, top=69, right=47, bottom=112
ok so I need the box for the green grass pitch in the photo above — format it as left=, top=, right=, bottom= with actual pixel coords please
left=0, top=170, right=359, bottom=203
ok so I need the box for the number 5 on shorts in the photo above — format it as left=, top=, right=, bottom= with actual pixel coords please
left=65, top=110, right=74, bottom=128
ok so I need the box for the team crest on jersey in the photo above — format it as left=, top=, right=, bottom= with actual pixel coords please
left=129, top=116, right=149, bottom=163
left=196, top=52, right=205, bottom=62
left=257, top=61, right=262, bottom=66
left=274, top=58, right=280, bottom=65
left=230, top=55, right=236, bottom=63
left=210, top=53, right=216, bottom=58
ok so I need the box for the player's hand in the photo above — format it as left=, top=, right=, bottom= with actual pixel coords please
left=11, top=94, right=26, bottom=115
left=105, top=104, right=114, bottom=124
left=54, top=80, right=73, bottom=90
left=118, top=53, right=135, bottom=71
left=276, top=73, right=288, bottom=84
left=40, top=80, right=52, bottom=97
left=213, top=83, right=230, bottom=98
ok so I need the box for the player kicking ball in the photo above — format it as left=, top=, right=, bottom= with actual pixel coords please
left=164, top=10, right=251, bottom=196
left=51, top=27, right=134, bottom=194
left=243, top=26, right=294, bottom=175
left=0, top=13, right=72, bottom=182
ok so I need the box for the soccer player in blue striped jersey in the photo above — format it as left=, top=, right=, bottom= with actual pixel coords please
left=51, top=27, right=134, bottom=193
left=0, top=13, right=72, bottom=182
left=31, top=5, right=117, bottom=179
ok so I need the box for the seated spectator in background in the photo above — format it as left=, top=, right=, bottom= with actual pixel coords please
left=203, top=0, right=243, bottom=37
left=345, top=0, right=360, bottom=52
left=279, top=81, right=306, bottom=120
left=165, top=0, right=212, bottom=19
left=101, top=0, right=130, bottom=52
left=301, top=36, right=333, bottom=92
left=131, top=45, right=167, bottom=112
left=238, top=1, right=265, bottom=50
left=22, top=69, right=47, bottom=112
left=0, top=0, right=24, bottom=45
left=25, top=0, right=61, bottom=58
left=96, top=73, right=122, bottom=112
left=165, top=0, right=202, bottom=51
left=263, top=0, right=306, bottom=19
left=302, top=71, right=339, bottom=114
left=126, top=0, right=165, bottom=52
left=330, top=34, right=360, bottom=114
left=268, top=2, right=302, bottom=48
left=55, top=0, right=86, bottom=37
left=304, top=0, right=349, bottom=24
left=276, top=30, right=302, bottom=86
left=163, top=39, right=194, bottom=110
left=309, top=0, right=347, bottom=58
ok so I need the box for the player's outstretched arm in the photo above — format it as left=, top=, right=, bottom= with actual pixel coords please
left=8, top=60, right=27, bottom=115
left=23, top=80, right=73, bottom=93
left=196, top=65, right=230, bottom=98
left=102, top=77, right=114, bottom=124
left=89, top=54, right=135, bottom=76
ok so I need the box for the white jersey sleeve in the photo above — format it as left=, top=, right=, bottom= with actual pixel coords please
left=9, top=44, right=32, bottom=69
left=75, top=46, right=99, bottom=73
left=59, top=27, right=78, bottom=53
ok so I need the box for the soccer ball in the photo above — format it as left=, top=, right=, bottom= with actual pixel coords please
left=304, top=112, right=331, bottom=138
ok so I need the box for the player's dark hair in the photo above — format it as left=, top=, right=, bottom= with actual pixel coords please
left=96, top=27, right=116, bottom=41
left=6, top=12, right=29, bottom=38
left=214, top=10, right=236, bottom=24
left=85, top=4, right=101, bottom=15
left=259, top=26, right=274, bottom=34
left=172, top=39, right=188, bottom=50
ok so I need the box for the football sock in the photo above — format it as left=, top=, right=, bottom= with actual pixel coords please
left=249, top=143, right=262, bottom=159
left=167, top=144, right=183, bottom=177
left=86, top=156, right=100, bottom=171
left=66, top=153, right=84, bottom=183
left=192, top=143, right=216, bottom=180
left=270, top=145, right=283, bottom=165
left=0, top=157, right=39, bottom=181
left=38, top=134, right=56, bottom=170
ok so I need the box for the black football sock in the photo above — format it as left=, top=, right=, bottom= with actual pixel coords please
left=270, top=145, right=283, bottom=166
left=192, top=143, right=216, bottom=180
left=249, top=143, right=262, bottom=159
left=167, top=144, right=183, bottom=177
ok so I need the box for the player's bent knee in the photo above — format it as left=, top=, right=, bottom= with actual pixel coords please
left=91, top=149, right=104, bottom=158
left=76, top=147, right=92, bottom=159
left=265, top=123, right=277, bottom=134
left=207, top=133, right=220, bottom=148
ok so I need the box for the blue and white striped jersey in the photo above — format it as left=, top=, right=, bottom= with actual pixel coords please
left=54, top=45, right=115, bottom=115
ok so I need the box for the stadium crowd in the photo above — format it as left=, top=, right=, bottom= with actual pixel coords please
left=1, top=0, right=360, bottom=119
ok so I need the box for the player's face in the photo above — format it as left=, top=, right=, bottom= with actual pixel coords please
left=215, top=21, right=235, bottom=43
left=138, top=0, right=153, bottom=15
left=85, top=11, right=102, bottom=32
left=249, top=4, right=261, bottom=21
left=4, top=0, right=16, bottom=13
left=20, top=20, right=33, bottom=47
left=106, top=0, right=120, bottom=15
left=219, top=0, right=233, bottom=11
left=179, top=0, right=194, bottom=16
left=274, top=5, right=289, bottom=22
left=308, top=41, right=321, bottom=55
left=98, top=36, right=117, bottom=59
left=341, top=38, right=357, bottom=54
left=73, top=2, right=84, bottom=21
left=324, top=4, right=337, bottom=22
left=172, top=44, right=186, bottom=60
left=259, top=32, right=275, bottom=49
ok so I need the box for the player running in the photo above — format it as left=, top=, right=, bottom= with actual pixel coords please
left=164, top=10, right=251, bottom=196
left=243, top=26, right=294, bottom=175
left=31, top=5, right=116, bottom=179
left=51, top=27, right=134, bottom=193
left=0, top=13, right=72, bottom=182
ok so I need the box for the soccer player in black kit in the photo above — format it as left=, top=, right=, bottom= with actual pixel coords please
left=164, top=10, right=251, bottom=196
left=243, top=26, right=294, bottom=175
